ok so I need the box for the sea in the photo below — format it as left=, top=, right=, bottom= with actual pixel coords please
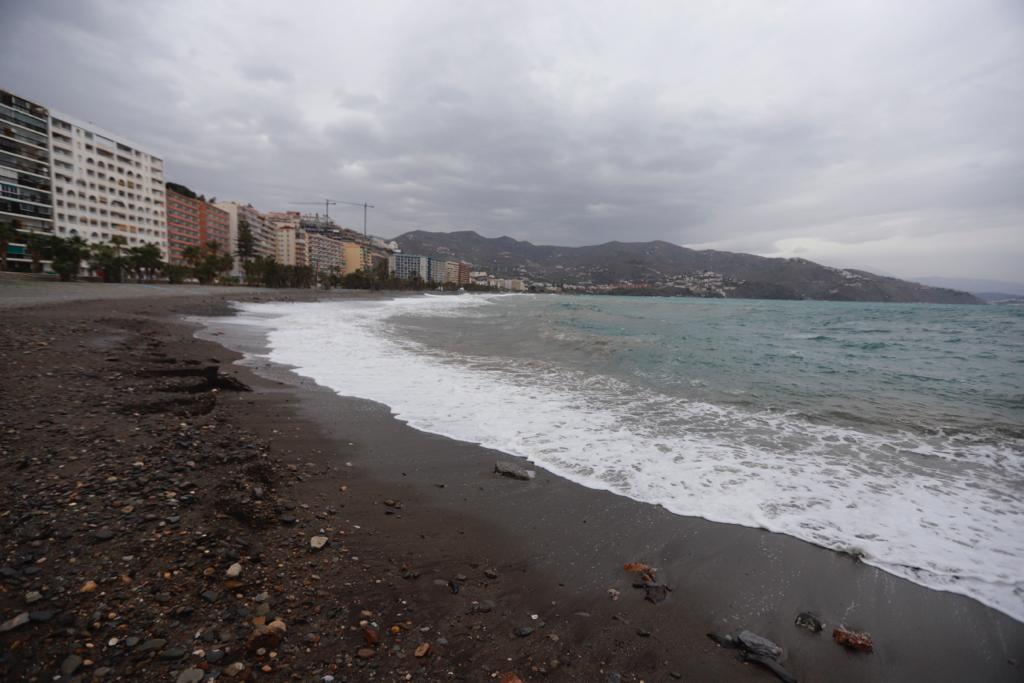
left=226, top=293, right=1024, bottom=622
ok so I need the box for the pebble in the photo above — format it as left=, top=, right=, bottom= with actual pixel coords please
left=25, top=590, right=42, bottom=604
left=0, top=611, right=29, bottom=632
left=514, top=626, right=534, bottom=637
left=138, top=637, right=167, bottom=653
left=223, top=661, right=246, bottom=677
left=225, top=562, right=242, bottom=578
left=160, top=646, right=187, bottom=660
left=177, top=668, right=205, bottom=683
left=206, top=650, right=225, bottom=663
left=61, top=654, right=83, bottom=676
left=310, top=535, right=328, bottom=549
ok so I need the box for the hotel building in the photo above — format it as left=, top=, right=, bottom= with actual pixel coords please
left=0, top=89, right=54, bottom=269
left=49, top=110, right=167, bottom=255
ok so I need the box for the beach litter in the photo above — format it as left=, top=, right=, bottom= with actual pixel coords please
left=833, top=627, right=874, bottom=653
left=794, top=611, right=824, bottom=633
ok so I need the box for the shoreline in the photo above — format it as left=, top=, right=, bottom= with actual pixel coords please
left=1, top=285, right=1021, bottom=681
left=199, top=294, right=1024, bottom=679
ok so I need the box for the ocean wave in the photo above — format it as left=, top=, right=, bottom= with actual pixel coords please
left=230, top=295, right=1024, bottom=623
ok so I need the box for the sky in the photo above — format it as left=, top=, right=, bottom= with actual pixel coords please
left=2, top=0, right=1022, bottom=281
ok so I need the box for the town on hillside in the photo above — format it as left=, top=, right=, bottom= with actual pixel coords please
left=1, top=88, right=530, bottom=292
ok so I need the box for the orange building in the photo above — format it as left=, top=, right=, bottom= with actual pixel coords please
left=166, top=184, right=230, bottom=263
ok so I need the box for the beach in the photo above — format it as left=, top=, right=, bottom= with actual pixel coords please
left=1, top=281, right=1021, bottom=682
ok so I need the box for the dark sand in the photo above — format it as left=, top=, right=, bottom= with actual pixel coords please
left=2, top=280, right=1022, bottom=682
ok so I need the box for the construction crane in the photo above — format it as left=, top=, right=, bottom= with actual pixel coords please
left=334, top=199, right=375, bottom=238
left=290, top=198, right=375, bottom=237
left=290, top=199, right=338, bottom=219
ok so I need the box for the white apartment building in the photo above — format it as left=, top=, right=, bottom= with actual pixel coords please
left=49, top=111, right=167, bottom=256
left=214, top=201, right=275, bottom=275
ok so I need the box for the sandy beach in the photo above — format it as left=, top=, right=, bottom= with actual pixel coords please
left=1, top=280, right=1021, bottom=682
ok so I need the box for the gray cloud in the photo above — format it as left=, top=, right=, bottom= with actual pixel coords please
left=2, top=0, right=1022, bottom=280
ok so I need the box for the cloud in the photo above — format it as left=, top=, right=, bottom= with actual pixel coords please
left=1, top=0, right=1021, bottom=279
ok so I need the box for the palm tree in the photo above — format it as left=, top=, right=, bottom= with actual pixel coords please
left=129, top=243, right=163, bottom=281
left=110, top=234, right=127, bottom=257
left=50, top=235, right=89, bottom=281
left=24, top=231, right=51, bottom=273
left=0, top=218, right=20, bottom=271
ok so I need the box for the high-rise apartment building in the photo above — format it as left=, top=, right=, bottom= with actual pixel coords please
left=214, top=201, right=274, bottom=274
left=49, top=110, right=166, bottom=255
left=443, top=260, right=459, bottom=284
left=389, top=252, right=423, bottom=280
left=457, top=261, right=471, bottom=285
left=341, top=240, right=371, bottom=275
left=1, top=89, right=54, bottom=269
left=307, top=232, right=343, bottom=274
left=266, top=211, right=307, bottom=266
left=165, top=184, right=230, bottom=263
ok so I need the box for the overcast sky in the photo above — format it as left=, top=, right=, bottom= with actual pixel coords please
left=3, top=0, right=1022, bottom=280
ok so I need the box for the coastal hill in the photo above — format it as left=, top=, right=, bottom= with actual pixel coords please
left=392, top=230, right=983, bottom=304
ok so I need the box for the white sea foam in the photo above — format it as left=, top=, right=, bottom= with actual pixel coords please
left=229, top=295, right=1024, bottom=622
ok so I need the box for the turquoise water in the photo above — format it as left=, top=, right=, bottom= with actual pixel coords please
left=400, top=297, right=1023, bottom=439
left=236, top=294, right=1024, bottom=620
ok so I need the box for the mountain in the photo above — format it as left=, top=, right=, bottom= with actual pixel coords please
left=391, top=230, right=983, bottom=304
left=912, top=276, right=1024, bottom=297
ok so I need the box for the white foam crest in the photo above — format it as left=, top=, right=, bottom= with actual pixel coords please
left=230, top=296, right=1024, bottom=622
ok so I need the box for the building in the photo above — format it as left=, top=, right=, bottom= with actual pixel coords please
left=443, top=260, right=460, bottom=284
left=340, top=240, right=370, bottom=275
left=48, top=109, right=167, bottom=256
left=0, top=89, right=54, bottom=269
left=165, top=184, right=230, bottom=263
left=427, top=256, right=448, bottom=283
left=307, top=232, right=343, bottom=274
left=457, top=261, right=471, bottom=285
left=165, top=188, right=199, bottom=263
left=198, top=200, right=229, bottom=252
left=214, top=202, right=274, bottom=274
left=266, top=211, right=307, bottom=266
left=389, top=252, right=423, bottom=280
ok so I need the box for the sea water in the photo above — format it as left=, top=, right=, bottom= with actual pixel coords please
left=229, top=294, right=1024, bottom=621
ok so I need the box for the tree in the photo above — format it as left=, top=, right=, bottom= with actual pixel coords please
left=0, top=219, right=19, bottom=271
left=50, top=235, right=90, bottom=281
left=125, top=243, right=163, bottom=281
left=236, top=219, right=255, bottom=264
left=90, top=244, right=121, bottom=283
left=185, top=241, right=233, bottom=285
left=24, top=231, right=51, bottom=273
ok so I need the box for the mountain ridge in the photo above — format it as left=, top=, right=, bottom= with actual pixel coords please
left=390, top=230, right=983, bottom=304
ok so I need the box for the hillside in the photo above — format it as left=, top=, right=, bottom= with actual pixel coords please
left=391, top=230, right=982, bottom=304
